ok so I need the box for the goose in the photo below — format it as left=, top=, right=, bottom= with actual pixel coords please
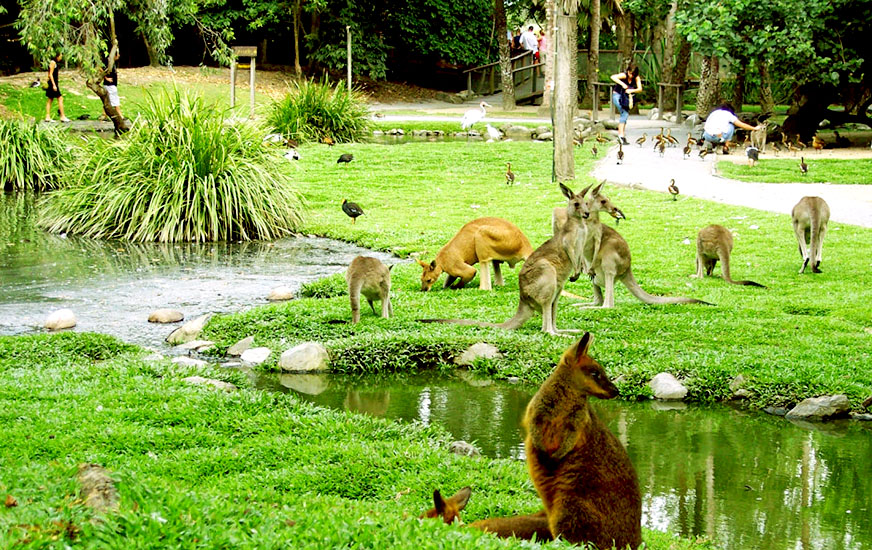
left=460, top=101, right=492, bottom=130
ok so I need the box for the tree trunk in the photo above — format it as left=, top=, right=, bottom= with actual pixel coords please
left=293, top=0, right=302, bottom=77
left=539, top=0, right=556, bottom=113
left=586, top=0, right=600, bottom=112
left=554, top=5, right=578, bottom=183
left=93, top=16, right=127, bottom=135
left=696, top=55, right=720, bottom=119
left=142, top=32, right=160, bottom=67
left=659, top=0, right=679, bottom=106
left=614, top=9, right=634, bottom=70
left=731, top=63, right=746, bottom=111
left=757, top=61, right=775, bottom=118
left=494, top=0, right=515, bottom=109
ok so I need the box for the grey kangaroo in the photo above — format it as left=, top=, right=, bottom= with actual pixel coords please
left=791, top=196, right=830, bottom=274
left=346, top=256, right=392, bottom=323
left=694, top=224, right=765, bottom=287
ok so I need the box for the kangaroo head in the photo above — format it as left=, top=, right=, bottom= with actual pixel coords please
left=420, top=487, right=471, bottom=524
left=588, top=182, right=626, bottom=221
left=559, top=183, right=593, bottom=221
left=417, top=259, right=442, bottom=291
left=560, top=332, right=619, bottom=400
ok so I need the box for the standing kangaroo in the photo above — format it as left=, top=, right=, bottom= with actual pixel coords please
left=418, top=217, right=533, bottom=291
left=421, top=333, right=643, bottom=549
left=420, top=183, right=591, bottom=335
left=694, top=225, right=765, bottom=287
left=791, top=196, right=830, bottom=274
left=575, top=183, right=710, bottom=308
left=346, top=256, right=392, bottom=324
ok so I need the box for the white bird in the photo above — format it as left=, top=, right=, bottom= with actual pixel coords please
left=485, top=124, right=502, bottom=141
left=284, top=149, right=300, bottom=161
left=30, top=77, right=40, bottom=88
left=263, top=133, right=284, bottom=144
left=461, top=101, right=492, bottom=130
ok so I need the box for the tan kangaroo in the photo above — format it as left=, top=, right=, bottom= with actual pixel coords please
left=420, top=183, right=591, bottom=335
left=421, top=334, right=643, bottom=549
left=791, top=196, right=830, bottom=274
left=694, top=225, right=766, bottom=287
left=346, top=256, right=392, bottom=324
left=417, top=217, right=533, bottom=291
left=575, top=184, right=711, bottom=308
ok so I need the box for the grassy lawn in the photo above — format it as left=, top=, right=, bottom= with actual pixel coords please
left=718, top=157, right=872, bottom=184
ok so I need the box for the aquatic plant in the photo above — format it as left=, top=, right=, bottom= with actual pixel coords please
left=0, top=118, right=69, bottom=191
left=38, top=89, right=304, bottom=242
left=267, top=79, right=369, bottom=143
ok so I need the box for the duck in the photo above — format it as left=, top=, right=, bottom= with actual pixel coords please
left=682, top=143, right=692, bottom=159
left=667, top=179, right=679, bottom=200
left=616, top=142, right=624, bottom=165
left=812, top=135, right=825, bottom=153
left=699, top=148, right=709, bottom=160
left=591, top=145, right=598, bottom=157
left=771, top=141, right=783, bottom=155
left=800, top=157, right=808, bottom=175
left=595, top=132, right=610, bottom=144
left=664, top=128, right=679, bottom=147
left=341, top=199, right=364, bottom=223
left=635, top=133, right=647, bottom=147
left=505, top=162, right=515, bottom=185
left=322, top=136, right=335, bottom=146
left=460, top=101, right=492, bottom=130
left=337, top=153, right=354, bottom=164
left=573, top=137, right=585, bottom=147
left=657, top=140, right=666, bottom=157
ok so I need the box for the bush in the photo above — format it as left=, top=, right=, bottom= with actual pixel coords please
left=267, top=79, right=369, bottom=144
left=0, top=118, right=69, bottom=191
left=38, top=89, right=304, bottom=242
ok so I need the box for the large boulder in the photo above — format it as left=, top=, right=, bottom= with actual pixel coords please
left=455, top=343, right=503, bottom=367
left=268, top=286, right=294, bottom=301
left=45, top=309, right=77, bottom=331
left=785, top=395, right=851, bottom=421
left=148, top=309, right=184, bottom=323
left=171, top=356, right=208, bottom=368
left=648, top=373, right=688, bottom=400
left=504, top=125, right=534, bottom=139
left=166, top=314, right=211, bottom=345
left=227, top=336, right=255, bottom=357
left=601, top=119, right=619, bottom=130
left=279, top=342, right=329, bottom=372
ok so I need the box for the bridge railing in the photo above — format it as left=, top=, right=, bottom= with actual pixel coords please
left=462, top=51, right=544, bottom=102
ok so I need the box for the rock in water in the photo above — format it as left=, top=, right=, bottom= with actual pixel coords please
left=148, top=309, right=184, bottom=323
left=45, top=309, right=77, bottom=330
left=279, top=342, right=329, bottom=372
left=166, top=314, right=211, bottom=345
left=648, top=372, right=688, bottom=400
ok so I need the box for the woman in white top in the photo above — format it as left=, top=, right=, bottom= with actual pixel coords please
left=703, top=103, right=762, bottom=151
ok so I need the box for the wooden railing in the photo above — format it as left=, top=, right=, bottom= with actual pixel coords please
left=462, top=51, right=544, bottom=103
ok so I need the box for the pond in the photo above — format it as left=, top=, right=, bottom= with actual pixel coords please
left=258, top=370, right=872, bottom=550
left=0, top=192, right=394, bottom=348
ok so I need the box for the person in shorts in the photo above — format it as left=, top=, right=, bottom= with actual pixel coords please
left=44, top=52, right=71, bottom=123
left=103, top=51, right=123, bottom=119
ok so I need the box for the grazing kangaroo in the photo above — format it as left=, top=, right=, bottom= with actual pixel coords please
left=346, top=256, right=392, bottom=324
left=420, top=183, right=591, bottom=335
left=417, top=217, right=533, bottom=291
left=791, top=196, right=830, bottom=274
left=421, top=334, right=643, bottom=549
left=694, top=225, right=766, bottom=287
left=575, top=184, right=710, bottom=308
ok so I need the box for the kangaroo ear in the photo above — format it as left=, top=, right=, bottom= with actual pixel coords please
left=592, top=181, right=605, bottom=196
left=578, top=183, right=593, bottom=198
left=430, top=260, right=436, bottom=269
left=417, top=259, right=429, bottom=268
left=559, top=183, right=574, bottom=199
left=574, top=332, right=594, bottom=361
left=388, top=264, right=394, bottom=271
left=449, top=486, right=472, bottom=511
left=433, top=489, right=446, bottom=515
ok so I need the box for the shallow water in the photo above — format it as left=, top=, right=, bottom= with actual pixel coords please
left=258, top=370, right=872, bottom=550
left=0, top=193, right=394, bottom=347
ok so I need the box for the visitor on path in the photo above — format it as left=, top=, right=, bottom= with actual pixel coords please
left=702, top=103, right=763, bottom=152
left=610, top=64, right=642, bottom=145
left=103, top=50, right=123, bottom=119
left=537, top=29, right=548, bottom=74
left=512, top=29, right=522, bottom=54
left=520, top=26, right=539, bottom=61
left=44, top=52, right=71, bottom=123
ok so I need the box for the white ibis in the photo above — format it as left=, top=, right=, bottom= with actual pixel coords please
left=485, top=124, right=502, bottom=141
left=460, top=101, right=492, bottom=130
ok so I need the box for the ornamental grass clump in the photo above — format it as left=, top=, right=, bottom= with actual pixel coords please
left=0, top=118, right=69, bottom=191
left=268, top=79, right=369, bottom=143
left=38, top=90, right=304, bottom=242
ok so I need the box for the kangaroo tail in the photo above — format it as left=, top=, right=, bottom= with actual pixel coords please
left=418, top=318, right=500, bottom=328
left=496, top=301, right=534, bottom=330
left=417, top=301, right=533, bottom=331
left=720, top=251, right=767, bottom=288
left=623, top=268, right=714, bottom=305
left=809, top=207, right=821, bottom=267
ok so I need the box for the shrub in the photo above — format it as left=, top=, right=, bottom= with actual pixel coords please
left=0, top=118, right=69, bottom=191
left=267, top=79, right=369, bottom=143
left=38, top=89, right=304, bottom=242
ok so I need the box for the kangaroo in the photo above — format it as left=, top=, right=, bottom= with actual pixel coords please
left=750, top=124, right=767, bottom=154
left=551, top=182, right=624, bottom=236
left=575, top=184, right=711, bottom=308
left=417, top=217, right=533, bottom=291
left=346, top=256, right=392, bottom=324
left=791, top=196, right=830, bottom=274
left=421, top=334, right=642, bottom=549
left=694, top=225, right=766, bottom=287
left=420, top=183, right=592, bottom=335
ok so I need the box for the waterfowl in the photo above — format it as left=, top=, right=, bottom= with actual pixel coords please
left=342, top=199, right=364, bottom=223
left=460, top=101, right=492, bottom=130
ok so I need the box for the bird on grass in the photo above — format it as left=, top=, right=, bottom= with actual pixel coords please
left=746, top=145, right=759, bottom=167
left=616, top=141, right=624, bottom=165
left=461, top=101, right=492, bottom=130
left=573, top=137, right=585, bottom=147
left=635, top=133, right=647, bottom=147
left=284, top=149, right=301, bottom=161
left=337, top=153, right=354, bottom=164
left=342, top=199, right=364, bottom=224
left=595, top=132, right=610, bottom=144
left=591, top=145, right=598, bottom=157
left=322, top=136, right=335, bottom=146
left=30, top=78, right=41, bottom=88
left=505, top=162, right=515, bottom=185
left=800, top=157, right=808, bottom=175
left=812, top=135, right=825, bottom=153
left=668, top=179, right=679, bottom=201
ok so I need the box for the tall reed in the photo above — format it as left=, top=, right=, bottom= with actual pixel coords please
left=38, top=90, right=304, bottom=242
left=268, top=79, right=369, bottom=143
left=0, top=119, right=69, bottom=191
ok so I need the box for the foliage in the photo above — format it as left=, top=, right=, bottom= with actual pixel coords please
left=38, top=89, right=304, bottom=242
left=268, top=79, right=369, bottom=143
left=717, top=158, right=872, bottom=185
left=300, top=271, right=347, bottom=298
left=0, top=118, right=70, bottom=191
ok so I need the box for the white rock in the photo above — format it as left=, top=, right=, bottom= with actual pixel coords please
left=142, top=353, right=164, bottom=362
left=148, top=309, right=184, bottom=323
left=45, top=309, right=77, bottom=330
left=171, top=356, right=208, bottom=368
left=455, top=343, right=504, bottom=366
left=648, top=372, right=688, bottom=400
left=182, top=376, right=237, bottom=391
left=279, top=342, right=329, bottom=372
left=166, top=314, right=211, bottom=345
left=241, top=347, right=272, bottom=365
left=268, top=286, right=294, bottom=301
left=785, top=395, right=851, bottom=420
left=227, top=336, right=255, bottom=356
left=279, top=373, right=329, bottom=395
left=449, top=440, right=480, bottom=457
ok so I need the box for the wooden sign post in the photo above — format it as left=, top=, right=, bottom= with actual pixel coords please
left=230, top=46, right=258, bottom=118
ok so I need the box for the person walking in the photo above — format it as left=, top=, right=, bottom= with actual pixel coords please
left=44, top=52, right=71, bottom=123
left=610, top=64, right=642, bottom=145
left=103, top=51, right=123, bottom=119
left=520, top=25, right=539, bottom=60
left=702, top=103, right=763, bottom=152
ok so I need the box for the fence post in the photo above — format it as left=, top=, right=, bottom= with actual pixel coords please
left=676, top=85, right=682, bottom=122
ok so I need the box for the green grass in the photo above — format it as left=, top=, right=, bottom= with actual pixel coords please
left=718, top=157, right=872, bottom=184
left=200, top=140, right=872, bottom=411
left=0, top=118, right=70, bottom=191
left=268, top=79, right=370, bottom=143
left=0, top=332, right=711, bottom=550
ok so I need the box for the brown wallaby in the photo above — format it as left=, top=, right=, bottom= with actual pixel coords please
left=420, top=183, right=591, bottom=335
left=694, top=225, right=766, bottom=287
left=421, top=334, right=643, bottom=549
left=575, top=184, right=711, bottom=308
left=346, top=256, right=392, bottom=324
left=417, top=217, right=533, bottom=291
left=791, top=196, right=830, bottom=274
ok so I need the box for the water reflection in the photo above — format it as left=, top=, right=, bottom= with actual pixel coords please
left=258, top=371, right=872, bottom=550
